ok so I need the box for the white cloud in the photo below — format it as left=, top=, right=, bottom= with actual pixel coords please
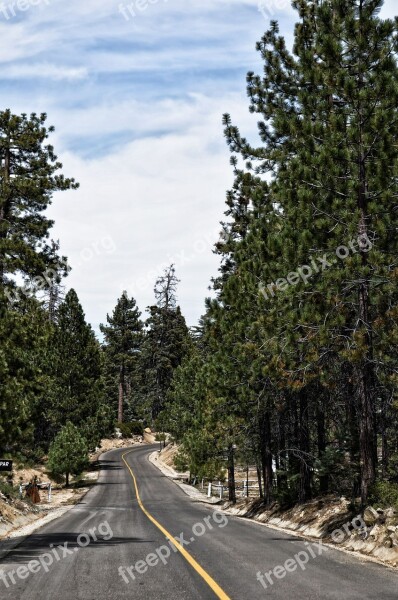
left=0, top=1, right=273, bottom=331
left=46, top=93, right=259, bottom=331
left=0, top=63, right=88, bottom=80
left=14, top=0, right=397, bottom=332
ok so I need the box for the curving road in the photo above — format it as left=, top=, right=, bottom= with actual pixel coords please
left=0, top=444, right=397, bottom=599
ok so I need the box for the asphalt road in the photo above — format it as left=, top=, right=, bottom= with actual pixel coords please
left=1, top=444, right=398, bottom=599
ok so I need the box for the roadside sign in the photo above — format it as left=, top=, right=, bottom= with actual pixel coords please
left=0, top=460, right=13, bottom=471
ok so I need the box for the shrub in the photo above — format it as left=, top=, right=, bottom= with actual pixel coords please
left=369, top=481, right=398, bottom=510
left=0, top=478, right=18, bottom=499
left=116, top=421, right=144, bottom=438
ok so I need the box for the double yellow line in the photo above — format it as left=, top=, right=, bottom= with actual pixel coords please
left=122, top=450, right=231, bottom=600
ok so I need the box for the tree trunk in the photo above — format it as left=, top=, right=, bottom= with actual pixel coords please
left=344, top=368, right=361, bottom=498
left=356, top=148, right=376, bottom=505
left=227, top=445, right=236, bottom=504
left=65, top=472, right=69, bottom=487
left=317, top=396, right=328, bottom=495
left=381, top=422, right=388, bottom=480
left=0, top=145, right=10, bottom=284
left=299, top=390, right=312, bottom=503
left=277, top=410, right=287, bottom=493
left=357, top=364, right=376, bottom=505
left=256, top=462, right=263, bottom=499
left=118, top=364, right=124, bottom=423
left=357, top=0, right=376, bottom=507
left=260, top=410, right=273, bottom=505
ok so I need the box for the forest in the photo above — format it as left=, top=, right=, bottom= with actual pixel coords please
left=1, top=0, right=398, bottom=509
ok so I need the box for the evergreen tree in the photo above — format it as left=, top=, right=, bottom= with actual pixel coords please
left=0, top=111, right=78, bottom=453
left=48, top=421, right=88, bottom=486
left=0, top=295, right=50, bottom=451
left=100, top=291, right=143, bottom=423
left=48, top=289, right=108, bottom=447
left=142, top=266, right=192, bottom=421
left=160, top=348, right=229, bottom=483
left=161, top=0, right=398, bottom=508
left=0, top=110, right=77, bottom=296
left=222, top=0, right=398, bottom=504
left=41, top=240, right=66, bottom=323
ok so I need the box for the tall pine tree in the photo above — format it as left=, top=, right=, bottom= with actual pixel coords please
left=48, top=289, right=108, bottom=447
left=100, top=291, right=143, bottom=423
left=142, top=266, right=192, bottom=422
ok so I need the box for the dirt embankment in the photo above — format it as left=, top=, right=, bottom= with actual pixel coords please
left=0, top=462, right=98, bottom=541
left=222, top=497, right=398, bottom=567
left=96, top=435, right=144, bottom=454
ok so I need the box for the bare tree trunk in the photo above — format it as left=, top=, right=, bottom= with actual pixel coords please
left=345, top=370, right=361, bottom=499
left=356, top=0, right=376, bottom=508
left=381, top=421, right=388, bottom=480
left=227, top=445, right=236, bottom=504
left=299, top=390, right=312, bottom=503
left=277, top=410, right=287, bottom=494
left=256, top=462, right=263, bottom=499
left=118, top=364, right=124, bottom=423
left=357, top=363, right=375, bottom=505
left=317, top=395, right=328, bottom=495
left=0, top=145, right=10, bottom=284
left=260, top=411, right=273, bottom=505
left=356, top=146, right=376, bottom=504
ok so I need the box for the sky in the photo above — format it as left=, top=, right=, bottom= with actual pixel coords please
left=1, top=0, right=396, bottom=333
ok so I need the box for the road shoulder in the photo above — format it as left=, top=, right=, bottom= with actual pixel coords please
left=148, top=451, right=221, bottom=504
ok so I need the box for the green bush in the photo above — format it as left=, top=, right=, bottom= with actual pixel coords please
left=15, top=447, right=46, bottom=466
left=0, top=478, right=18, bottom=499
left=116, top=421, right=144, bottom=438
left=174, top=451, right=189, bottom=473
left=369, top=481, right=398, bottom=509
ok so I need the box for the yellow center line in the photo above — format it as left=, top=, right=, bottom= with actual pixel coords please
left=121, top=450, right=231, bottom=600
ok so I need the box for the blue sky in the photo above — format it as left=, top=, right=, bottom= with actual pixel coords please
left=1, top=0, right=396, bottom=332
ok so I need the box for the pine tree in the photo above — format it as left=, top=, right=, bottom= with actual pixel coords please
left=223, top=0, right=398, bottom=504
left=0, top=111, right=77, bottom=453
left=0, top=111, right=77, bottom=296
left=160, top=349, right=229, bottom=483
left=100, top=291, right=143, bottom=423
left=48, top=289, right=108, bottom=447
left=0, top=295, right=50, bottom=450
left=48, top=422, right=88, bottom=486
left=42, top=240, right=66, bottom=323
left=142, top=266, right=192, bottom=421
left=160, top=0, right=398, bottom=508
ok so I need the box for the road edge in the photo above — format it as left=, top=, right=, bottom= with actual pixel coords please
left=148, top=451, right=221, bottom=505
left=148, top=450, right=398, bottom=571
left=0, top=446, right=119, bottom=562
